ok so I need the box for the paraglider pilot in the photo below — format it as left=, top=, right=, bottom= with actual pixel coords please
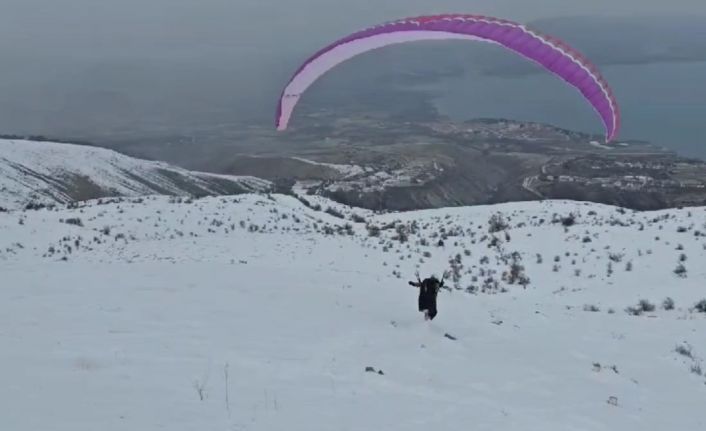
left=408, top=272, right=445, bottom=321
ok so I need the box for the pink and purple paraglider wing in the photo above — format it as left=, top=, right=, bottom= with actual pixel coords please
left=276, top=14, right=620, bottom=142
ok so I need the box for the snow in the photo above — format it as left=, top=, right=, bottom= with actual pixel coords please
left=1, top=194, right=705, bottom=430
left=590, top=140, right=612, bottom=150
left=291, top=157, right=365, bottom=178
left=0, top=139, right=270, bottom=209
left=290, top=157, right=438, bottom=194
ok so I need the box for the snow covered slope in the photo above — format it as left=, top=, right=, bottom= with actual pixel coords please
left=1, top=194, right=705, bottom=431
left=0, top=139, right=271, bottom=210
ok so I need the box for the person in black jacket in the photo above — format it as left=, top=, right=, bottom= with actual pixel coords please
left=408, top=274, right=444, bottom=320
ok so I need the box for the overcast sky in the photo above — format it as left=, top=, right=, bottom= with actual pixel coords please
left=2, top=0, right=706, bottom=60
left=1, top=0, right=705, bottom=141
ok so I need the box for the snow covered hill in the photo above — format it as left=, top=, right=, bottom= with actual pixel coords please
left=1, top=193, right=705, bottom=430
left=0, top=138, right=271, bottom=210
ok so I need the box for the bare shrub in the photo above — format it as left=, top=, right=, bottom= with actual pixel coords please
left=675, top=344, right=693, bottom=359
left=560, top=213, right=576, bottom=227
left=638, top=299, right=656, bottom=312
left=693, top=299, right=706, bottom=313
left=367, top=225, right=381, bottom=237
left=488, top=213, right=509, bottom=233
left=63, top=218, right=84, bottom=227
left=626, top=299, right=655, bottom=316
left=351, top=213, right=367, bottom=224
left=608, top=253, right=624, bottom=263
left=325, top=207, right=345, bottom=219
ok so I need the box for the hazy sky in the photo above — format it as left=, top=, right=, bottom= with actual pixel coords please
left=1, top=0, right=705, bottom=145
left=3, top=0, right=706, bottom=59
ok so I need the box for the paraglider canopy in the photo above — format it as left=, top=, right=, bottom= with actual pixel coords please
left=276, top=14, right=620, bottom=142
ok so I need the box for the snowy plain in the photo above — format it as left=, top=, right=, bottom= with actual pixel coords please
left=1, top=193, right=705, bottom=431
